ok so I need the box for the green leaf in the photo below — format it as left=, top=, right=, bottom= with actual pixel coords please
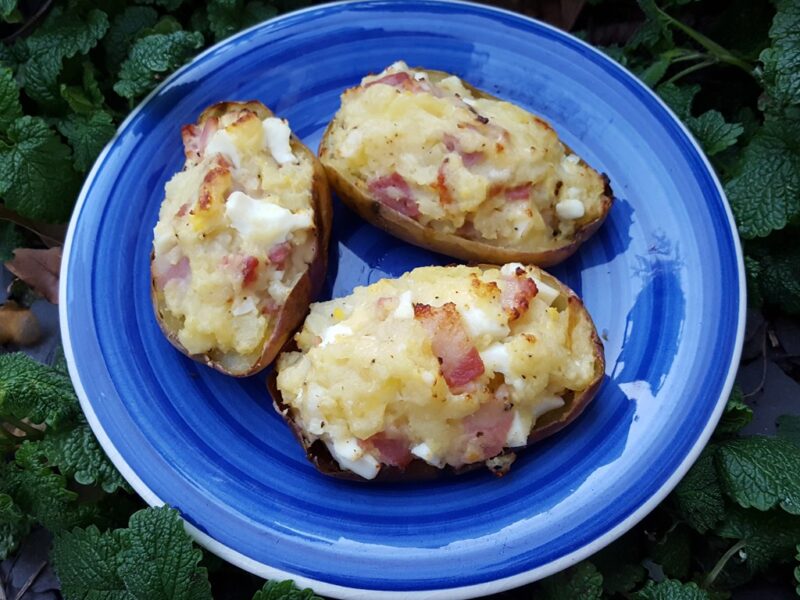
left=104, top=6, right=159, bottom=72
left=0, top=67, right=22, bottom=132
left=795, top=544, right=800, bottom=596
left=135, top=0, right=186, bottom=10
left=207, top=0, right=241, bottom=41
left=760, top=0, right=800, bottom=112
left=726, top=118, right=800, bottom=238
left=117, top=506, right=212, bottom=600
left=629, top=0, right=673, bottom=50
left=744, top=255, right=764, bottom=308
left=17, top=7, right=109, bottom=108
left=60, top=63, right=107, bottom=115
left=252, top=580, right=322, bottom=600
left=114, top=30, right=204, bottom=100
left=0, top=116, right=81, bottom=223
left=757, top=244, right=800, bottom=314
left=672, top=446, right=726, bottom=533
left=777, top=414, right=800, bottom=447
left=650, top=526, right=691, bottom=580
left=0, top=352, right=78, bottom=428
left=592, top=531, right=646, bottom=594
left=715, top=386, right=752, bottom=436
left=633, top=579, right=710, bottom=600
left=539, top=562, right=603, bottom=600
left=52, top=525, right=132, bottom=600
left=0, top=492, right=28, bottom=560
left=716, top=436, right=800, bottom=514
left=716, top=506, right=800, bottom=573
left=58, top=111, right=116, bottom=172
left=0, top=221, right=25, bottom=261
left=16, top=421, right=128, bottom=493
left=656, top=82, right=700, bottom=121
left=687, top=110, right=744, bottom=156
left=2, top=463, right=93, bottom=531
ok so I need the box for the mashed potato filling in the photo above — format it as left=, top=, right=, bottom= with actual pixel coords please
left=276, top=264, right=599, bottom=479
left=152, top=107, right=316, bottom=372
left=322, top=61, right=608, bottom=250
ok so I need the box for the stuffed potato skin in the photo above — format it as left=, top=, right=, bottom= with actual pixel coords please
left=269, top=263, right=605, bottom=481
left=151, top=101, right=332, bottom=377
left=320, top=63, right=613, bottom=266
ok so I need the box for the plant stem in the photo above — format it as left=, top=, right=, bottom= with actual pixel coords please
left=2, top=416, right=43, bottom=440
left=656, top=6, right=754, bottom=76
left=664, top=58, right=716, bottom=85
left=704, top=539, right=747, bottom=588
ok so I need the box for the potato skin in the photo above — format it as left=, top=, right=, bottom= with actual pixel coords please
left=267, top=264, right=605, bottom=481
left=319, top=68, right=613, bottom=267
left=151, top=101, right=332, bottom=377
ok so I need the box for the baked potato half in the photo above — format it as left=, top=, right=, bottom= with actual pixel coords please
left=151, top=101, right=332, bottom=376
left=319, top=61, right=613, bottom=267
left=269, top=263, right=605, bottom=481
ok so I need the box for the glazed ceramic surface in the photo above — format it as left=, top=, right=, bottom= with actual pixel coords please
left=60, top=2, right=745, bottom=597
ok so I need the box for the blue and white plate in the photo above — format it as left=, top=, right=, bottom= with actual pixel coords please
left=60, top=2, right=745, bottom=598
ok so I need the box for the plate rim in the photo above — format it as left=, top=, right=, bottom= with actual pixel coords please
left=58, top=1, right=747, bottom=598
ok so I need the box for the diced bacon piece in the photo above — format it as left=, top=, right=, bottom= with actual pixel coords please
left=154, top=256, right=190, bottom=289
left=241, top=256, right=259, bottom=287
left=505, top=182, right=532, bottom=201
left=365, top=71, right=420, bottom=91
left=364, top=432, right=412, bottom=468
left=268, top=242, right=292, bottom=269
left=368, top=173, right=420, bottom=219
left=175, top=203, right=189, bottom=217
left=462, top=387, right=514, bottom=460
left=442, top=134, right=485, bottom=168
left=501, top=274, right=538, bottom=321
left=413, top=302, right=485, bottom=392
left=181, top=117, right=219, bottom=161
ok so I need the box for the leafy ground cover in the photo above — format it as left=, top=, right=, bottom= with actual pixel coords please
left=1, top=0, right=799, bottom=598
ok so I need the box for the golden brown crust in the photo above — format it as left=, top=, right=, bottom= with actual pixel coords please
left=151, top=100, right=332, bottom=377
left=267, top=263, right=605, bottom=481
left=318, top=69, right=614, bottom=267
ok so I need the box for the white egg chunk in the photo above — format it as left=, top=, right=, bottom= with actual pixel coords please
left=319, top=323, right=353, bottom=347
left=533, top=395, right=566, bottom=418
left=204, top=129, right=241, bottom=169
left=532, top=277, right=560, bottom=306
left=262, top=117, right=296, bottom=165
left=463, top=306, right=508, bottom=339
left=326, top=439, right=380, bottom=480
left=230, top=297, right=256, bottom=316
left=505, top=411, right=531, bottom=447
left=225, top=191, right=313, bottom=247
left=392, top=290, right=414, bottom=319
left=411, top=442, right=444, bottom=467
left=555, top=199, right=585, bottom=220
left=481, top=342, right=511, bottom=376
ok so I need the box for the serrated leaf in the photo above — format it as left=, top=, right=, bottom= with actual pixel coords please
left=633, top=579, right=710, bottom=600
left=592, top=530, right=646, bottom=594
left=716, top=506, right=800, bottom=573
left=656, top=82, right=700, bottom=121
left=650, top=526, right=691, bottom=580
left=715, top=386, right=752, bottom=436
left=760, top=0, right=800, bottom=112
left=0, top=115, right=81, bottom=223
left=17, top=7, right=109, bottom=108
left=252, top=580, right=322, bottom=600
left=0, top=492, right=28, bottom=560
left=0, top=67, right=22, bottom=132
left=777, top=415, right=800, bottom=447
left=757, top=244, right=800, bottom=314
left=744, top=255, right=763, bottom=308
left=629, top=0, right=673, bottom=50
left=687, top=110, right=744, bottom=156
left=716, top=436, right=800, bottom=514
left=726, top=119, right=800, bottom=238
left=0, top=352, right=78, bottom=428
left=52, top=525, right=131, bottom=600
left=0, top=0, right=18, bottom=21
left=104, top=6, right=159, bottom=72
left=60, top=62, right=107, bottom=115
left=539, top=562, right=603, bottom=600
left=117, top=506, right=212, bottom=600
left=17, top=421, right=128, bottom=493
left=671, top=446, right=726, bottom=533
left=58, top=111, right=116, bottom=172
left=114, top=30, right=204, bottom=100
left=0, top=220, right=25, bottom=261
